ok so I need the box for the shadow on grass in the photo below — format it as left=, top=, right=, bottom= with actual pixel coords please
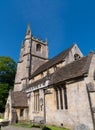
left=42, top=126, right=51, bottom=130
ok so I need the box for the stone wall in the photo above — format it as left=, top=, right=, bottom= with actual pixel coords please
left=45, top=81, right=93, bottom=130
left=4, top=91, right=12, bottom=122
left=28, top=89, right=44, bottom=120
left=65, top=44, right=83, bottom=64
left=14, top=36, right=48, bottom=91
left=16, top=108, right=28, bottom=121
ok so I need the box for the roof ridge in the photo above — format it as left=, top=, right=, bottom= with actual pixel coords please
left=50, top=53, right=93, bottom=84
left=82, top=52, right=94, bottom=73
left=49, top=43, right=75, bottom=60
left=61, top=53, right=92, bottom=70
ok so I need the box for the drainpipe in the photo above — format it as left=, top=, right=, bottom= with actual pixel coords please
left=43, top=89, right=46, bottom=124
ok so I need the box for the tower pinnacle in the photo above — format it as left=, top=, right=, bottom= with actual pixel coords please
left=25, top=22, right=32, bottom=39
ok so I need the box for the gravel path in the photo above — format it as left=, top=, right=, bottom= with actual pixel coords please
left=1, top=125, right=41, bottom=130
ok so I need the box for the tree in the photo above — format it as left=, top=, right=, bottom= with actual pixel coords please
left=0, top=56, right=16, bottom=112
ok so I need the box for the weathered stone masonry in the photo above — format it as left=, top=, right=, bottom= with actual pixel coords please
left=4, top=24, right=95, bottom=130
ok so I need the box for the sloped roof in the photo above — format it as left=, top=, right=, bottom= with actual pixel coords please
left=23, top=53, right=93, bottom=92
left=12, top=91, right=28, bottom=108
left=30, top=44, right=74, bottom=78
left=23, top=77, right=47, bottom=91
left=50, top=53, right=93, bottom=84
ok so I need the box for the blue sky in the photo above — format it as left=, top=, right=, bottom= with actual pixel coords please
left=0, top=0, right=95, bottom=62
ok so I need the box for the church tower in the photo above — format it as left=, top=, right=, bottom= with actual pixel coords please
left=14, top=24, right=48, bottom=91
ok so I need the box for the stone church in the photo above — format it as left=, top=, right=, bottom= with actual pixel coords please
left=4, top=24, right=95, bottom=130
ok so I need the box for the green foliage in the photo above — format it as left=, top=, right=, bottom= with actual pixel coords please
left=0, top=115, right=4, bottom=119
left=0, top=56, right=16, bottom=112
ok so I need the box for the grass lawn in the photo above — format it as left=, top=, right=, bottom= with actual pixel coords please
left=13, top=121, right=30, bottom=128
left=13, top=122, right=70, bottom=130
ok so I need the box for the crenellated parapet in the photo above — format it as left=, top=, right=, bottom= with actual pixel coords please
left=32, top=36, right=48, bottom=45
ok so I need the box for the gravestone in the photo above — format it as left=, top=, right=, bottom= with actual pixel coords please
left=75, top=124, right=89, bottom=130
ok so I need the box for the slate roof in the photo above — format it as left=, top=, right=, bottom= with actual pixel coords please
left=30, top=44, right=74, bottom=78
left=23, top=77, right=47, bottom=91
left=50, top=53, right=93, bottom=84
left=23, top=53, right=93, bottom=92
left=23, top=74, right=53, bottom=91
left=12, top=91, right=28, bottom=108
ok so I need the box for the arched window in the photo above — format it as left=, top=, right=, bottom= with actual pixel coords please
left=36, top=44, right=41, bottom=52
left=34, top=91, right=39, bottom=112
left=55, top=86, right=68, bottom=110
left=74, top=54, right=80, bottom=60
